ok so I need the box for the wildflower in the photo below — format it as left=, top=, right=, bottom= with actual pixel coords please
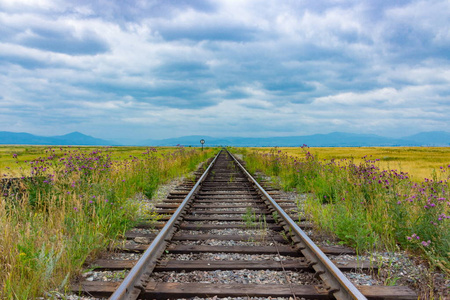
left=421, top=240, right=431, bottom=247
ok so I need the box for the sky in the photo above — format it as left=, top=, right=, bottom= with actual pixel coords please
left=1, top=0, right=449, bottom=141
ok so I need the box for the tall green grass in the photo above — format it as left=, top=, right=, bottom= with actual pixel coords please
left=0, top=146, right=216, bottom=299
left=235, top=146, right=449, bottom=274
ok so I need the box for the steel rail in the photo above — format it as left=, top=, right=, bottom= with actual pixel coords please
left=227, top=149, right=368, bottom=300
left=109, top=150, right=222, bottom=300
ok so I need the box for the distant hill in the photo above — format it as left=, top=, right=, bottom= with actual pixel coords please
left=138, top=131, right=450, bottom=147
left=0, top=131, right=114, bottom=146
left=402, top=131, right=450, bottom=146
left=1, top=131, right=449, bottom=147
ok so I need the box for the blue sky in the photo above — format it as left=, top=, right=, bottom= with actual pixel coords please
left=1, top=0, right=449, bottom=140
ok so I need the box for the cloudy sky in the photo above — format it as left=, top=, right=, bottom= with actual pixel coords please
left=1, top=0, right=449, bottom=140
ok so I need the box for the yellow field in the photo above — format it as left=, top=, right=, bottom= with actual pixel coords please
left=0, top=146, right=206, bottom=178
left=248, top=147, right=450, bottom=181
left=2, top=145, right=449, bottom=180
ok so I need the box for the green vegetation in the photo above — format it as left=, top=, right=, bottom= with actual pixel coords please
left=233, top=146, right=449, bottom=274
left=245, top=146, right=450, bottom=182
left=0, top=146, right=212, bottom=178
left=0, top=146, right=217, bottom=299
left=242, top=207, right=257, bottom=228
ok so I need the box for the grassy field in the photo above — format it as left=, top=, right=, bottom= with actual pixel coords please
left=3, top=146, right=448, bottom=180
left=234, top=146, right=449, bottom=277
left=246, top=147, right=450, bottom=181
left=0, top=145, right=217, bottom=299
left=1, top=146, right=210, bottom=178
left=1, top=145, right=448, bottom=297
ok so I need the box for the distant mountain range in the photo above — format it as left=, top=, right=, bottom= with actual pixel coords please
left=0, top=131, right=111, bottom=146
left=1, top=131, right=449, bottom=147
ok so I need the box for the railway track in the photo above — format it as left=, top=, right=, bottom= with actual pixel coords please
left=73, top=149, right=416, bottom=300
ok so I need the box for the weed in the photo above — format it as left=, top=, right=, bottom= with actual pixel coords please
left=109, top=270, right=128, bottom=280
left=280, top=231, right=290, bottom=243
left=242, top=207, right=257, bottom=228
left=229, top=174, right=235, bottom=183
left=272, top=211, right=279, bottom=223
left=257, top=215, right=268, bottom=242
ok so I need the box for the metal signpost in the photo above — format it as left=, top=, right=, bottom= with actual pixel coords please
left=200, top=139, right=205, bottom=151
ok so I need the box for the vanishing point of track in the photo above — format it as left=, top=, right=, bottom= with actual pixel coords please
left=73, top=149, right=416, bottom=300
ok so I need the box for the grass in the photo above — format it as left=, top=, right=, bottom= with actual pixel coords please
left=0, top=146, right=210, bottom=178
left=233, top=146, right=449, bottom=275
left=242, top=207, right=257, bottom=228
left=242, top=207, right=268, bottom=242
left=0, top=145, right=217, bottom=299
left=244, top=146, right=450, bottom=182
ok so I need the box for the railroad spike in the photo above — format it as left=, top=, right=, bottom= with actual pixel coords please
left=314, top=270, right=326, bottom=279
left=327, top=287, right=341, bottom=298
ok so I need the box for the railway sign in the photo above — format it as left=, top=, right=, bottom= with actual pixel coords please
left=200, top=139, right=205, bottom=150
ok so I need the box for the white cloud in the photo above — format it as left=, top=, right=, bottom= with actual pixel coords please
left=0, top=0, right=449, bottom=139
left=313, top=88, right=400, bottom=106
left=0, top=0, right=61, bottom=11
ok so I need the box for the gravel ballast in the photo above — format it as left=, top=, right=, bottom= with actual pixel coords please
left=150, top=270, right=319, bottom=285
